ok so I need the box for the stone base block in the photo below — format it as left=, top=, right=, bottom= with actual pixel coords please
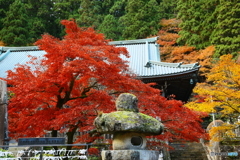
left=101, top=150, right=159, bottom=160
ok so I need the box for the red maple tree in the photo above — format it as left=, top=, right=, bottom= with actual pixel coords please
left=5, top=20, right=207, bottom=150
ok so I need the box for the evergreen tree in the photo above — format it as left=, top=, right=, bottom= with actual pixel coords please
left=24, top=0, right=59, bottom=40
left=0, top=0, right=30, bottom=46
left=177, top=0, right=239, bottom=58
left=98, top=14, right=123, bottom=40
left=54, top=0, right=81, bottom=20
left=211, top=0, right=240, bottom=57
left=98, top=0, right=126, bottom=40
left=77, top=0, right=104, bottom=29
left=159, top=0, right=177, bottom=19
left=0, top=0, right=14, bottom=30
left=120, top=0, right=161, bottom=39
left=53, top=0, right=82, bottom=37
left=177, top=0, right=218, bottom=49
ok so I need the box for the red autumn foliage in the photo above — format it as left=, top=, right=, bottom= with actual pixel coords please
left=88, top=148, right=100, bottom=155
left=5, top=20, right=207, bottom=149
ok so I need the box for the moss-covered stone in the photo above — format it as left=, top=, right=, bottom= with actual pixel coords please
left=116, top=93, right=138, bottom=112
left=94, top=93, right=164, bottom=135
left=94, top=111, right=163, bottom=135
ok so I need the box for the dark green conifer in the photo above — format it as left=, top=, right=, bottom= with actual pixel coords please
left=0, top=0, right=30, bottom=46
left=25, top=0, right=58, bottom=39
left=177, top=0, right=240, bottom=58
left=160, top=0, right=177, bottom=19
left=77, top=0, right=104, bottom=29
left=177, top=0, right=218, bottom=49
left=98, top=0, right=126, bottom=40
left=211, top=0, right=240, bottom=57
left=120, top=0, right=161, bottom=39
left=98, top=14, right=123, bottom=40
left=0, top=0, right=14, bottom=30
left=53, top=0, right=81, bottom=22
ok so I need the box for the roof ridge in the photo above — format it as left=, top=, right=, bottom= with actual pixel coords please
left=149, top=61, right=200, bottom=68
left=0, top=46, right=39, bottom=52
left=109, top=37, right=158, bottom=45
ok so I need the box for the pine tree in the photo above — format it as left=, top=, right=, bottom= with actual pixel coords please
left=177, top=0, right=218, bottom=49
left=54, top=0, right=81, bottom=20
left=211, top=0, right=240, bottom=58
left=0, top=0, right=30, bottom=46
left=159, top=0, right=177, bottom=19
left=98, top=0, right=126, bottom=40
left=24, top=0, right=59, bottom=40
left=177, top=0, right=240, bottom=58
left=98, top=14, right=123, bottom=40
left=0, top=0, right=14, bottom=30
left=120, top=0, right=161, bottom=39
left=77, top=0, right=104, bottom=29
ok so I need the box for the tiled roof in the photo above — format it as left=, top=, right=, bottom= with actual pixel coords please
left=0, top=37, right=200, bottom=78
left=0, top=49, right=45, bottom=78
left=109, top=37, right=200, bottom=78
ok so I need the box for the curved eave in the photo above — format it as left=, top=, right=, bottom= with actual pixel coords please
left=138, top=67, right=200, bottom=80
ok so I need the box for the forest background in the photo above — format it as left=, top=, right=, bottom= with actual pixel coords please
left=0, top=0, right=239, bottom=60
left=0, top=0, right=240, bottom=143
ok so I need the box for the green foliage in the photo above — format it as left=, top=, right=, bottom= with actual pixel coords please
left=0, top=0, right=31, bottom=46
left=120, top=0, right=162, bottom=39
left=98, top=0, right=126, bottom=40
left=177, top=0, right=218, bottom=49
left=210, top=0, right=240, bottom=57
left=0, top=0, right=14, bottom=30
left=98, top=14, right=123, bottom=40
left=53, top=0, right=81, bottom=20
left=25, top=0, right=60, bottom=39
left=159, top=0, right=177, bottom=19
left=77, top=0, right=104, bottom=29
left=177, top=0, right=240, bottom=58
left=53, top=0, right=81, bottom=37
left=0, top=0, right=178, bottom=44
left=77, top=0, right=176, bottom=40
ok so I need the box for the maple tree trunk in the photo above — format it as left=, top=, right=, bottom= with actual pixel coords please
left=66, top=127, right=78, bottom=150
left=51, top=130, right=59, bottom=150
left=62, top=127, right=78, bottom=160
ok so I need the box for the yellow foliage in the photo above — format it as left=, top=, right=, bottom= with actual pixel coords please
left=186, top=101, right=216, bottom=113
left=186, top=54, right=240, bottom=118
left=186, top=54, right=240, bottom=142
left=209, top=123, right=236, bottom=142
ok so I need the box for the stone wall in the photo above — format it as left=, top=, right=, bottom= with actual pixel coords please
left=0, top=80, right=8, bottom=146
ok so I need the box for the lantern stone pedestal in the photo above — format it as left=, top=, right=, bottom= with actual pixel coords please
left=101, top=150, right=159, bottom=160
left=94, top=93, right=164, bottom=160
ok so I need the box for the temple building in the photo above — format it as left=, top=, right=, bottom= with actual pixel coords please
left=0, top=37, right=200, bottom=102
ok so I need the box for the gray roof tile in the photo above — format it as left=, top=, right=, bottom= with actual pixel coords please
left=110, top=37, right=200, bottom=78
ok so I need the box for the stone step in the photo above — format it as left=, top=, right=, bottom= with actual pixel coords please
left=169, top=142, right=208, bottom=160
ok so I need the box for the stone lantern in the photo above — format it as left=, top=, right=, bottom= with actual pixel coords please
left=94, top=93, right=164, bottom=160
